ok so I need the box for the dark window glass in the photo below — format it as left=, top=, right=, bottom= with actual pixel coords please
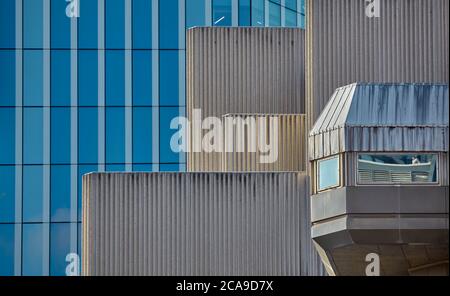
left=24, top=108, right=43, bottom=164
left=51, top=108, right=71, bottom=164
left=285, top=0, right=297, bottom=11
left=106, top=107, right=125, bottom=163
left=213, top=0, right=232, bottom=26
left=51, top=165, right=71, bottom=222
left=50, top=223, right=71, bottom=276
left=357, top=154, right=438, bottom=184
left=23, top=223, right=46, bottom=275
left=51, top=0, right=70, bottom=48
left=79, top=108, right=98, bottom=164
left=285, top=8, right=297, bottom=27
left=24, top=50, right=43, bottom=106
left=0, top=166, right=15, bottom=223
left=159, top=0, right=179, bottom=49
left=133, top=107, right=153, bottom=163
left=23, top=165, right=45, bottom=222
left=133, top=164, right=153, bottom=172
left=251, top=0, right=264, bottom=26
left=133, top=50, right=152, bottom=106
left=239, top=0, right=251, bottom=26
left=78, top=0, right=98, bottom=49
left=0, top=50, right=15, bottom=106
left=51, top=50, right=71, bottom=106
left=133, top=0, right=152, bottom=49
left=78, top=50, right=98, bottom=106
left=106, top=0, right=125, bottom=48
left=24, top=0, right=43, bottom=48
left=160, top=163, right=184, bottom=172
left=106, top=50, right=125, bottom=106
left=159, top=50, right=179, bottom=106
left=187, top=0, right=206, bottom=28
left=0, top=0, right=15, bottom=48
left=0, top=108, right=15, bottom=164
left=0, top=224, right=15, bottom=276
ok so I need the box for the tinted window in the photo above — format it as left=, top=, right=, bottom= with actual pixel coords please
left=317, top=156, right=340, bottom=191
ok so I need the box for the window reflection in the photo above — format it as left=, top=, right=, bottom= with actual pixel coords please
left=358, top=154, right=438, bottom=184
left=317, top=156, right=340, bottom=191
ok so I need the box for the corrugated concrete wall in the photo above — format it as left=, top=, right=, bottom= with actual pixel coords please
left=305, top=0, right=450, bottom=128
left=82, top=172, right=325, bottom=276
left=187, top=27, right=305, bottom=171
left=221, top=114, right=306, bottom=172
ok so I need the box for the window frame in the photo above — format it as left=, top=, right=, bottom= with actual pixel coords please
left=355, top=152, right=440, bottom=186
left=316, top=155, right=341, bottom=192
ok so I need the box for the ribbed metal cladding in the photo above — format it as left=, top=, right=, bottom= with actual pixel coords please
left=82, top=172, right=325, bottom=276
left=187, top=27, right=305, bottom=171
left=222, top=114, right=306, bottom=172
left=305, top=0, right=450, bottom=128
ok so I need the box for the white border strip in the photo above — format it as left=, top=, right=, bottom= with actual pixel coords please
left=232, top=0, right=239, bottom=26
left=265, top=0, right=269, bottom=27
left=205, top=0, right=212, bottom=26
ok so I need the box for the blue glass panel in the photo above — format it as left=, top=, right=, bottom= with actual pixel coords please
left=51, top=165, right=71, bottom=222
left=0, top=0, right=15, bottom=48
left=24, top=50, right=43, bottom=106
left=159, top=0, right=179, bottom=49
left=78, top=50, right=98, bottom=106
left=0, top=108, right=15, bottom=164
left=50, top=223, right=71, bottom=276
left=269, top=2, right=281, bottom=26
left=0, top=224, right=14, bottom=276
left=24, top=0, right=43, bottom=48
left=106, top=107, right=125, bottom=163
left=318, top=156, right=340, bottom=191
left=23, top=223, right=46, bottom=275
left=300, top=0, right=305, bottom=14
left=106, top=50, right=125, bottom=106
left=133, top=0, right=152, bottom=49
left=239, top=0, right=251, bottom=26
left=106, top=0, right=125, bottom=48
left=187, top=0, right=205, bottom=28
left=213, top=0, right=232, bottom=26
left=23, top=165, right=44, bottom=222
left=133, top=107, right=152, bottom=163
left=298, top=13, right=305, bottom=28
left=160, top=107, right=183, bottom=163
left=285, top=8, right=297, bottom=27
left=0, top=50, right=15, bottom=106
left=285, top=0, right=297, bottom=11
left=51, top=0, right=70, bottom=48
left=106, top=164, right=125, bottom=172
left=251, top=0, right=264, bottom=26
left=78, top=165, right=97, bottom=222
left=51, top=108, right=71, bottom=164
left=51, top=50, right=71, bottom=106
left=159, top=50, right=179, bottom=106
left=24, top=108, right=43, bottom=164
left=0, top=166, right=15, bottom=223
left=160, top=164, right=183, bottom=172
left=78, top=0, right=98, bottom=48
left=133, top=50, right=152, bottom=106
left=77, top=222, right=81, bottom=259
left=132, top=164, right=153, bottom=172
left=79, top=107, right=98, bottom=164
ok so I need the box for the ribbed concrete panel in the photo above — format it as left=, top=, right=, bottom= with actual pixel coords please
left=187, top=27, right=305, bottom=171
left=306, top=0, right=450, bottom=128
left=309, top=83, right=449, bottom=160
left=222, top=114, right=306, bottom=172
left=82, top=172, right=325, bottom=276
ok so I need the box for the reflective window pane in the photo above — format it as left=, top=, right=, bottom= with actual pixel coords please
left=133, top=0, right=152, bottom=49
left=159, top=0, right=179, bottom=49
left=79, top=50, right=98, bottom=106
left=24, top=0, right=43, bottom=48
left=133, top=107, right=153, bottom=164
left=51, top=165, right=71, bottom=222
left=51, top=50, right=71, bottom=106
left=252, top=0, right=264, bottom=26
left=285, top=8, right=297, bottom=27
left=23, top=223, right=47, bottom=276
left=51, top=108, right=71, bottom=164
left=358, top=154, right=438, bottom=184
left=0, top=0, right=15, bottom=48
left=239, top=0, right=251, bottom=26
left=23, top=165, right=45, bottom=222
left=50, top=223, right=71, bottom=276
left=0, top=166, right=15, bottom=223
left=79, top=108, right=98, bottom=164
left=78, top=0, right=98, bottom=49
left=159, top=50, right=179, bottom=106
left=160, top=107, right=184, bottom=164
left=269, top=2, right=281, bottom=26
left=24, top=108, right=43, bottom=164
left=24, top=50, right=43, bottom=106
left=106, top=107, right=125, bottom=163
left=0, top=224, right=15, bottom=276
left=187, top=0, right=206, bottom=28
left=106, top=50, right=125, bottom=106
left=106, top=0, right=125, bottom=49
left=318, top=156, right=340, bottom=191
left=213, top=0, right=232, bottom=26
left=0, top=50, right=15, bottom=106
left=133, top=51, right=152, bottom=106
left=51, top=0, right=70, bottom=48
left=0, top=108, right=15, bottom=164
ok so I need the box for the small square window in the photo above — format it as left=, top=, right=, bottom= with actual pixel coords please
left=317, top=156, right=340, bottom=191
